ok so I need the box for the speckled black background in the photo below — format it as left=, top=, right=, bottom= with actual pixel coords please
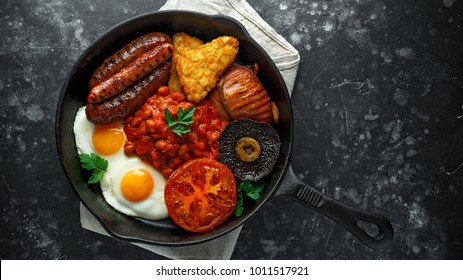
left=1, top=0, right=462, bottom=259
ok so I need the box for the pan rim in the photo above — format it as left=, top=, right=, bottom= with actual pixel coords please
left=55, top=10, right=293, bottom=246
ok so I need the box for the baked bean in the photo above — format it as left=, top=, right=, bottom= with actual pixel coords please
left=124, top=94, right=228, bottom=178
left=157, top=85, right=170, bottom=96
left=132, top=117, right=142, bottom=127
left=152, top=160, right=161, bottom=169
left=206, top=130, right=221, bottom=142
left=124, top=143, right=134, bottom=155
left=171, top=143, right=180, bottom=153
left=177, top=144, right=188, bottom=156
left=170, top=156, right=182, bottom=167
left=150, top=150, right=160, bottom=161
left=155, top=139, right=168, bottom=151
left=170, top=91, right=185, bottom=102
left=146, top=119, right=156, bottom=133
left=138, top=123, right=147, bottom=135
left=142, top=109, right=153, bottom=120
left=162, top=168, right=174, bottom=178
left=147, top=98, right=156, bottom=105
left=197, top=124, right=207, bottom=136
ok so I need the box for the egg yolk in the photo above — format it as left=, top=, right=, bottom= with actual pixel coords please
left=92, top=123, right=124, bottom=155
left=121, top=169, right=154, bottom=202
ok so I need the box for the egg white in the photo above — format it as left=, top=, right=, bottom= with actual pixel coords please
left=73, top=106, right=126, bottom=160
left=73, top=106, right=169, bottom=220
left=101, top=156, right=168, bottom=220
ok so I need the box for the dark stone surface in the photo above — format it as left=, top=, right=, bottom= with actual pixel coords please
left=1, top=0, right=462, bottom=259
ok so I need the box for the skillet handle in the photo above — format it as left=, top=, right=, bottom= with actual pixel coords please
left=275, top=165, right=394, bottom=250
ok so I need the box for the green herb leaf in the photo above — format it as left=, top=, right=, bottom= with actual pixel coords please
left=164, top=107, right=195, bottom=136
left=234, top=191, right=244, bottom=217
left=88, top=169, right=105, bottom=184
left=177, top=107, right=195, bottom=125
left=240, top=181, right=265, bottom=200
left=170, top=123, right=192, bottom=136
left=234, top=181, right=265, bottom=217
left=164, top=108, right=175, bottom=127
left=79, top=153, right=108, bottom=184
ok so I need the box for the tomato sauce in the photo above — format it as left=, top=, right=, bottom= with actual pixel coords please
left=124, top=88, right=228, bottom=178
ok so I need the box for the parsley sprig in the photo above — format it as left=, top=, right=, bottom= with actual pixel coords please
left=164, top=107, right=195, bottom=136
left=234, top=181, right=265, bottom=217
left=79, top=153, right=108, bottom=184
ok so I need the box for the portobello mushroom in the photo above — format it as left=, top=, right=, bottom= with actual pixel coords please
left=218, top=119, right=280, bottom=181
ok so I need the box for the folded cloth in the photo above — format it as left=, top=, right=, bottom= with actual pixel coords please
left=80, top=204, right=241, bottom=259
left=80, top=0, right=300, bottom=260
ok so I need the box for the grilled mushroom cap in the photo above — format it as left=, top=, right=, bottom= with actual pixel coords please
left=218, top=119, right=280, bottom=181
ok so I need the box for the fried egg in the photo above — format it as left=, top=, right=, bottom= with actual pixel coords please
left=73, top=106, right=169, bottom=220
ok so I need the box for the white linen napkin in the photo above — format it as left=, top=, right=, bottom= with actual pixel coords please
left=80, top=0, right=300, bottom=260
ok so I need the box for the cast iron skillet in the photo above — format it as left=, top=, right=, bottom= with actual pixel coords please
left=56, top=11, right=394, bottom=250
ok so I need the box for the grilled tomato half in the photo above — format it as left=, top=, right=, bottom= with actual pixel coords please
left=164, top=158, right=237, bottom=232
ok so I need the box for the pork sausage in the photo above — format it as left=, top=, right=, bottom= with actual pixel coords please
left=85, top=62, right=171, bottom=124
left=87, top=42, right=174, bottom=103
left=89, top=32, right=172, bottom=89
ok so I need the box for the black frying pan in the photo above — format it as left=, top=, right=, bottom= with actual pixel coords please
left=56, top=11, right=393, bottom=250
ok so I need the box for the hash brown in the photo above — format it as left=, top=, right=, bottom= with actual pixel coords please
left=168, top=32, right=204, bottom=93
left=176, top=36, right=239, bottom=103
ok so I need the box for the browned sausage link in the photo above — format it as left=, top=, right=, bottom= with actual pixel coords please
left=89, top=32, right=172, bottom=89
left=87, top=43, right=174, bottom=103
left=85, top=62, right=171, bottom=124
